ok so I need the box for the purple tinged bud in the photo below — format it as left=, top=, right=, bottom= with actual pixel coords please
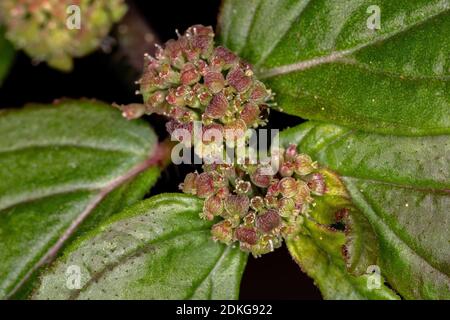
left=211, top=46, right=238, bottom=69
left=224, top=194, right=250, bottom=217
left=307, top=173, right=326, bottom=196
left=256, top=209, right=281, bottom=233
left=279, top=162, right=294, bottom=177
left=204, top=70, right=225, bottom=94
left=285, top=144, right=298, bottom=161
left=180, top=63, right=200, bottom=85
left=240, top=103, right=260, bottom=126
left=250, top=81, right=269, bottom=103
left=180, top=172, right=198, bottom=194
left=196, top=172, right=215, bottom=198
left=211, top=220, right=233, bottom=244
left=226, top=66, right=253, bottom=93
left=205, top=92, right=228, bottom=119
left=235, top=227, right=258, bottom=245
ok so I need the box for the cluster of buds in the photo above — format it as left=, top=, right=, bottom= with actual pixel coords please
left=180, top=144, right=326, bottom=257
left=120, top=25, right=273, bottom=136
left=0, top=0, right=127, bottom=71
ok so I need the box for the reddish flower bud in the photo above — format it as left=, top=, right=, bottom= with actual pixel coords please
left=250, top=81, right=270, bottom=103
left=180, top=63, right=200, bottom=85
left=226, top=66, right=253, bottom=93
left=224, top=119, right=247, bottom=142
left=180, top=172, right=198, bottom=194
left=240, top=103, right=260, bottom=126
left=211, top=46, right=238, bottom=69
left=224, top=194, right=250, bottom=217
left=256, top=209, right=281, bottom=233
left=211, top=220, right=233, bottom=244
left=196, top=172, right=215, bottom=198
left=205, top=92, right=228, bottom=119
left=235, top=227, right=258, bottom=245
left=279, top=162, right=294, bottom=177
left=204, top=70, right=225, bottom=94
left=285, top=144, right=298, bottom=161
left=250, top=167, right=272, bottom=188
left=203, top=195, right=224, bottom=218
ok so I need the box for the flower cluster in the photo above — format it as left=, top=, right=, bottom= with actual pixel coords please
left=120, top=25, right=273, bottom=135
left=0, top=0, right=127, bottom=71
left=180, top=144, right=327, bottom=257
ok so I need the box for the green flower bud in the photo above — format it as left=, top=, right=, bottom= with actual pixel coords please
left=211, top=220, right=233, bottom=245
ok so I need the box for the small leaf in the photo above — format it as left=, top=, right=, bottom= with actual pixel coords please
left=219, top=0, right=450, bottom=135
left=287, top=218, right=399, bottom=300
left=0, top=26, right=14, bottom=86
left=0, top=100, right=160, bottom=298
left=280, top=122, right=450, bottom=299
left=33, top=194, right=248, bottom=300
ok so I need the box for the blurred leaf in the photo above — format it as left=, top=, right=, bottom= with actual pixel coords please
left=0, top=100, right=160, bottom=298
left=0, top=26, right=14, bottom=86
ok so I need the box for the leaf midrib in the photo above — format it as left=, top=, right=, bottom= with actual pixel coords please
left=68, top=229, right=209, bottom=300
left=257, top=7, right=449, bottom=79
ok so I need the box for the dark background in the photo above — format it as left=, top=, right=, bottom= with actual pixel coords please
left=0, top=0, right=321, bottom=300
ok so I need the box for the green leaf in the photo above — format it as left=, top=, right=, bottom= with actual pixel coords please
left=0, top=100, right=160, bottom=299
left=280, top=122, right=450, bottom=299
left=0, top=26, right=14, bottom=86
left=219, top=0, right=450, bottom=135
left=33, top=194, right=248, bottom=300
left=287, top=218, right=399, bottom=300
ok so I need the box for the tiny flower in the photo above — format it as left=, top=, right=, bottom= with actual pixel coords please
left=250, top=196, right=265, bottom=211
left=279, top=162, right=295, bottom=177
left=235, top=179, right=252, bottom=195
